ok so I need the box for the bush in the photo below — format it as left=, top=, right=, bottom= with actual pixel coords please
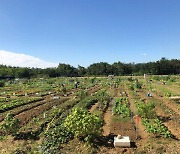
left=64, top=108, right=103, bottom=143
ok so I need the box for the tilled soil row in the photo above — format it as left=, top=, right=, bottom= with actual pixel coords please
left=0, top=99, right=47, bottom=122
left=98, top=87, right=137, bottom=154
left=88, top=85, right=101, bottom=95
left=152, top=91, right=180, bottom=115
left=16, top=97, right=69, bottom=126
left=0, top=85, right=101, bottom=122
left=137, top=89, right=180, bottom=140
left=103, top=100, right=113, bottom=136
left=124, top=84, right=150, bottom=140
left=15, top=85, right=102, bottom=126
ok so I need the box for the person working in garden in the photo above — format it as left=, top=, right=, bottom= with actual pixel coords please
left=74, top=81, right=78, bottom=89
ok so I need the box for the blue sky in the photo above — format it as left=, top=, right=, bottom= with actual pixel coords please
left=0, top=0, right=180, bottom=68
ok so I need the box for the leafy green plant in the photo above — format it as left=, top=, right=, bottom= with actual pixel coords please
left=129, top=84, right=134, bottom=90
left=95, top=89, right=111, bottom=111
left=0, top=97, right=43, bottom=113
left=76, top=89, right=88, bottom=99
left=64, top=108, right=103, bottom=144
left=128, top=80, right=142, bottom=90
left=112, top=97, right=131, bottom=117
left=142, top=118, right=172, bottom=138
left=41, top=124, right=72, bottom=154
left=164, top=92, right=171, bottom=97
left=134, top=80, right=142, bottom=89
left=75, top=96, right=97, bottom=109
left=1, top=113, right=20, bottom=135
left=134, top=100, right=172, bottom=138
left=135, top=101, right=156, bottom=119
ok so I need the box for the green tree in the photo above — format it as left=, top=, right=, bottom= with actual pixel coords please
left=87, top=62, right=112, bottom=76
left=77, top=65, right=86, bottom=76
left=16, top=68, right=30, bottom=78
left=57, top=63, right=78, bottom=76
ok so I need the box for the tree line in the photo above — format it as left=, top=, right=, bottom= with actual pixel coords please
left=0, top=58, right=179, bottom=78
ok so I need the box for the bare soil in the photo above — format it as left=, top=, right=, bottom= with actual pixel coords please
left=102, top=101, right=112, bottom=136
left=89, top=102, right=99, bottom=113
left=152, top=91, right=180, bottom=115
left=16, top=97, right=69, bottom=126
left=138, top=88, right=180, bottom=140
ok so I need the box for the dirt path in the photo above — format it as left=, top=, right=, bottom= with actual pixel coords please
left=151, top=91, right=180, bottom=115
left=138, top=89, right=180, bottom=140
left=124, top=85, right=149, bottom=140
left=89, top=102, right=99, bottom=113
left=87, top=85, right=101, bottom=95
left=102, top=101, right=113, bottom=136
left=153, top=82, right=180, bottom=96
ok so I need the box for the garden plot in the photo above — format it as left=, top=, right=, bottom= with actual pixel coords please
left=137, top=86, right=180, bottom=140
left=111, top=97, right=136, bottom=141
left=0, top=76, right=179, bottom=154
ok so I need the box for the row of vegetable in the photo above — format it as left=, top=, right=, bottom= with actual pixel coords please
left=134, top=100, right=172, bottom=138
left=126, top=78, right=173, bottom=138
left=0, top=97, right=43, bottom=113
left=112, top=97, right=131, bottom=118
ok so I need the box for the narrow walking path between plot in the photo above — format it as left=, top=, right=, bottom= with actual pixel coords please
left=138, top=89, right=180, bottom=140
left=89, top=102, right=99, bottom=113
left=152, top=92, right=180, bottom=115
left=124, top=84, right=150, bottom=142
left=102, top=101, right=113, bottom=136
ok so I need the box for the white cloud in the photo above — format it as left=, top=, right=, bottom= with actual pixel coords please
left=143, top=53, right=147, bottom=56
left=0, top=50, right=58, bottom=68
